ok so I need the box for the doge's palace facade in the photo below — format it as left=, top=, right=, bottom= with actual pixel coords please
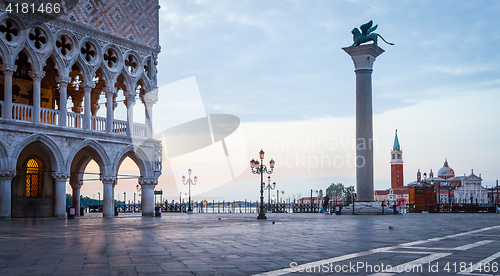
left=0, top=1, right=162, bottom=218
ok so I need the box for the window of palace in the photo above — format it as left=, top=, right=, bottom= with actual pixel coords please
left=26, top=157, right=43, bottom=198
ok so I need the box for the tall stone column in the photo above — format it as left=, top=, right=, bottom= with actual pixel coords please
left=29, top=70, right=46, bottom=124
left=105, top=87, right=116, bottom=133
left=0, top=170, right=15, bottom=219
left=102, top=176, right=115, bottom=217
left=70, top=181, right=82, bottom=216
left=82, top=82, right=95, bottom=130
left=0, top=64, right=17, bottom=120
left=56, top=76, right=71, bottom=127
left=139, top=177, right=157, bottom=216
left=124, top=91, right=136, bottom=135
left=141, top=89, right=158, bottom=138
left=343, top=44, right=384, bottom=202
left=52, top=172, right=69, bottom=218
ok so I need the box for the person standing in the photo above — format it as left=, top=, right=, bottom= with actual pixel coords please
left=322, top=195, right=330, bottom=213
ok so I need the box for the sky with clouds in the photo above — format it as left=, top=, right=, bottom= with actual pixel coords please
left=80, top=0, right=500, bottom=202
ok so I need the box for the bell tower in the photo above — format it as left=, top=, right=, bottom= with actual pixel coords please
left=391, top=130, right=404, bottom=189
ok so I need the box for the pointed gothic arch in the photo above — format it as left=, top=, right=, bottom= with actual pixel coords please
left=11, top=133, right=64, bottom=173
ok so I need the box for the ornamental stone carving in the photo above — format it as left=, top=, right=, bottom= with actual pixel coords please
left=70, top=181, right=83, bottom=189
left=56, top=76, right=72, bottom=85
left=141, top=88, right=158, bottom=105
left=52, top=172, right=70, bottom=180
left=101, top=176, right=116, bottom=184
left=0, top=170, right=16, bottom=180
left=29, top=70, right=46, bottom=80
left=138, top=177, right=158, bottom=186
left=0, top=64, right=17, bottom=73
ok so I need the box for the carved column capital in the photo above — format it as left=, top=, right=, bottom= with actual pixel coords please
left=140, top=88, right=158, bottom=105
left=52, top=172, right=70, bottom=181
left=81, top=81, right=96, bottom=90
left=70, top=181, right=83, bottom=189
left=138, top=177, right=158, bottom=187
left=124, top=91, right=137, bottom=107
left=56, top=76, right=72, bottom=86
left=0, top=170, right=16, bottom=180
left=104, top=86, right=117, bottom=95
left=0, top=64, right=17, bottom=74
left=101, top=176, right=116, bottom=185
left=29, top=70, right=46, bottom=81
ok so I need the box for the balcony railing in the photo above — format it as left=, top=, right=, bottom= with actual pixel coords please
left=67, top=112, right=83, bottom=128
left=2, top=102, right=147, bottom=137
left=113, top=120, right=127, bottom=135
left=41, top=107, right=59, bottom=125
left=91, top=116, right=106, bottom=132
left=13, top=103, right=32, bottom=122
left=133, top=123, right=147, bottom=137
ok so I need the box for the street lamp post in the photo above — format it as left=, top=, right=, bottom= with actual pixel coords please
left=136, top=185, right=142, bottom=212
left=423, top=172, right=428, bottom=213
left=263, top=176, right=276, bottom=211
left=123, top=192, right=126, bottom=212
left=250, top=149, right=275, bottom=220
left=98, top=192, right=100, bottom=211
left=182, top=169, right=197, bottom=213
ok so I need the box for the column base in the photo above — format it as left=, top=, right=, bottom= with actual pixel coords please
left=142, top=212, right=155, bottom=217
left=257, top=214, right=267, bottom=220
left=0, top=215, right=11, bottom=220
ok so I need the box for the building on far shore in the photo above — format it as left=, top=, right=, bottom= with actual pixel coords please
left=375, top=130, right=408, bottom=203
left=375, top=130, right=492, bottom=205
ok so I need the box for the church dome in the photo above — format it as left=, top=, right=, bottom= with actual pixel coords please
left=438, top=159, right=455, bottom=179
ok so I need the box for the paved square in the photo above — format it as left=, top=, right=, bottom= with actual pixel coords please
left=1, top=213, right=500, bottom=275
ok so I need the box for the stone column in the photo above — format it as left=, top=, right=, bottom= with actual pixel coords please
left=343, top=44, right=384, bottom=202
left=56, top=76, right=71, bottom=127
left=52, top=172, right=69, bottom=218
left=124, top=91, right=136, bottom=135
left=0, top=170, right=15, bottom=219
left=0, top=64, right=17, bottom=120
left=82, top=82, right=95, bottom=130
left=139, top=177, right=157, bottom=216
left=105, top=87, right=116, bottom=133
left=101, top=176, right=115, bottom=217
left=141, top=88, right=158, bottom=138
left=70, top=181, right=82, bottom=216
left=29, top=70, right=46, bottom=124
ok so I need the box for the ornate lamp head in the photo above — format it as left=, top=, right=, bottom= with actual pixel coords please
left=259, top=149, right=265, bottom=159
left=269, top=158, right=275, bottom=169
left=250, top=159, right=255, bottom=168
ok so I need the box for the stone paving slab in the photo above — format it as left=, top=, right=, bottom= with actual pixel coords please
left=1, top=213, right=500, bottom=275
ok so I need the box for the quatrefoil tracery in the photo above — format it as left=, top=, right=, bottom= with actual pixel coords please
left=29, top=28, right=47, bottom=49
left=103, top=48, right=117, bottom=68
left=81, top=42, right=96, bottom=62
left=0, top=19, right=19, bottom=41
left=56, top=36, right=72, bottom=56
left=125, top=55, right=137, bottom=74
